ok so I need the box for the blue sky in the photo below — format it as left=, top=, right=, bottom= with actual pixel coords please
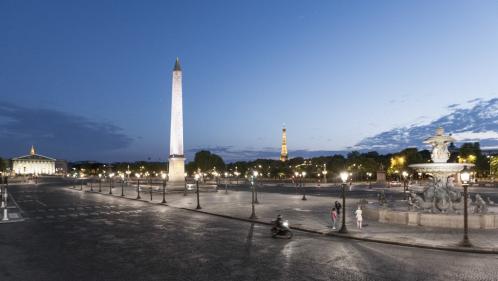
left=1, top=0, right=498, bottom=162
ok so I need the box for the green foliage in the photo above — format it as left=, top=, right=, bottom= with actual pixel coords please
left=192, top=150, right=225, bottom=172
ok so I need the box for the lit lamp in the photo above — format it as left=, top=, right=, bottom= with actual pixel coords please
left=402, top=171, right=409, bottom=199
left=120, top=174, right=125, bottom=197
left=135, top=173, right=141, bottom=199
left=366, top=172, right=372, bottom=189
left=339, top=171, right=349, bottom=233
left=253, top=171, right=259, bottom=204
left=195, top=173, right=201, bottom=209
left=161, top=173, right=167, bottom=204
left=459, top=166, right=472, bottom=247
left=224, top=172, right=229, bottom=194
left=98, top=174, right=102, bottom=192
left=109, top=173, right=115, bottom=195
left=250, top=170, right=258, bottom=219
left=301, top=171, right=307, bottom=201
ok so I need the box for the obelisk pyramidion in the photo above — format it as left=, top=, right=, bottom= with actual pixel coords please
left=168, top=58, right=185, bottom=187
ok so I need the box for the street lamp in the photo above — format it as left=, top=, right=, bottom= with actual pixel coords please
left=98, top=174, right=102, bottom=192
left=366, top=172, right=372, bottom=189
left=253, top=171, right=259, bottom=204
left=402, top=171, right=409, bottom=199
left=195, top=173, right=201, bottom=209
left=161, top=173, right=167, bottom=204
left=224, top=172, right=229, bottom=194
left=250, top=171, right=258, bottom=219
left=459, top=166, right=472, bottom=247
left=322, top=164, right=328, bottom=183
left=301, top=171, right=307, bottom=201
left=120, top=174, right=125, bottom=196
left=135, top=173, right=141, bottom=199
left=339, top=171, right=349, bottom=233
left=109, top=173, right=115, bottom=194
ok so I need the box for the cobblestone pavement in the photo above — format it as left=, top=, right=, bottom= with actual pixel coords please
left=78, top=181, right=498, bottom=251
left=1, top=183, right=498, bottom=281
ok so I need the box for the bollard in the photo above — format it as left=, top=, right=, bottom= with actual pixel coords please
left=2, top=208, right=8, bottom=221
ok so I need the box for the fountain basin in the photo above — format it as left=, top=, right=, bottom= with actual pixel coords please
left=363, top=203, right=498, bottom=229
left=408, top=163, right=474, bottom=174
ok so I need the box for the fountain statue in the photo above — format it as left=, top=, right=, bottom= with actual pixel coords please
left=362, top=127, right=497, bottom=229
left=409, top=127, right=475, bottom=213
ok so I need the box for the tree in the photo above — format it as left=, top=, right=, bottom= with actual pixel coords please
left=193, top=150, right=225, bottom=172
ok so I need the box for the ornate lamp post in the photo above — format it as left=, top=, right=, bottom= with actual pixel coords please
left=161, top=173, right=167, bottom=204
left=250, top=170, right=258, bottom=219
left=339, top=171, right=349, bottom=233
left=301, top=171, right=307, bottom=200
left=253, top=171, right=259, bottom=204
left=323, top=164, right=328, bottom=183
left=224, top=172, right=229, bottom=194
left=120, top=174, right=125, bottom=196
left=135, top=173, right=141, bottom=199
left=459, top=166, right=472, bottom=247
left=402, top=171, right=409, bottom=199
left=366, top=172, right=372, bottom=189
left=195, top=173, right=201, bottom=209
left=108, top=173, right=114, bottom=194
left=98, top=174, right=102, bottom=192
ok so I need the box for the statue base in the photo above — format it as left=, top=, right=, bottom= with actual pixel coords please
left=168, top=157, right=185, bottom=190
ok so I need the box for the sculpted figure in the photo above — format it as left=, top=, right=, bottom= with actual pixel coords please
left=474, top=194, right=488, bottom=213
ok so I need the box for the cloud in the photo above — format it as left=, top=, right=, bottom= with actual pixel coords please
left=0, top=101, right=133, bottom=160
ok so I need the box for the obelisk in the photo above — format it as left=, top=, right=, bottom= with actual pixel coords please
left=168, top=58, right=185, bottom=188
left=280, top=124, right=288, bottom=161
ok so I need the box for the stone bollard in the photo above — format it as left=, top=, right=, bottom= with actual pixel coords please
left=2, top=208, right=8, bottom=221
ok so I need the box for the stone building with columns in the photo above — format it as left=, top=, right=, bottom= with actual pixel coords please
left=12, top=146, right=56, bottom=175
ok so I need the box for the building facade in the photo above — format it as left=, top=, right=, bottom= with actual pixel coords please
left=12, top=146, right=56, bottom=175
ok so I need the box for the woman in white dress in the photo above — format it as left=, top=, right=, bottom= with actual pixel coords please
left=355, top=206, right=363, bottom=230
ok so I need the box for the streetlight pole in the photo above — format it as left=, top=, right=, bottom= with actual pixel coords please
left=195, top=174, right=201, bottom=209
left=254, top=172, right=259, bottom=204
left=161, top=174, right=167, bottom=204
left=121, top=175, right=125, bottom=197
left=98, top=174, right=102, bottom=192
left=301, top=172, right=307, bottom=200
left=224, top=172, right=228, bottom=194
left=109, top=173, right=114, bottom=195
left=339, top=171, right=349, bottom=234
left=459, top=166, right=472, bottom=247
left=250, top=171, right=258, bottom=219
left=136, top=173, right=141, bottom=199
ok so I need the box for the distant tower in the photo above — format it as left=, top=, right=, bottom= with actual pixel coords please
left=280, top=125, right=288, bottom=161
left=168, top=58, right=185, bottom=187
left=30, top=145, right=36, bottom=155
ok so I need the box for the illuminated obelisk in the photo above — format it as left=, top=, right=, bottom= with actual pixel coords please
left=168, top=58, right=185, bottom=188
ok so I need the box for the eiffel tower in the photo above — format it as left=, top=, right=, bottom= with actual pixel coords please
left=280, top=125, right=288, bottom=162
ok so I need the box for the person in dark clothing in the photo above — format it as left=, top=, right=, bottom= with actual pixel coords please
left=335, top=201, right=342, bottom=216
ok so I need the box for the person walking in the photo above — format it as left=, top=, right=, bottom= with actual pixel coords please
left=355, top=205, right=363, bottom=230
left=330, top=207, right=337, bottom=230
left=334, top=201, right=342, bottom=216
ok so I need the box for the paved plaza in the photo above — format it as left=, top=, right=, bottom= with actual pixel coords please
left=1, top=181, right=498, bottom=280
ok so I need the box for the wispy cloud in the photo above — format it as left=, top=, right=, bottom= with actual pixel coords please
left=0, top=101, right=133, bottom=160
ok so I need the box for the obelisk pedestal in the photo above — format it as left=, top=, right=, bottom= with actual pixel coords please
left=167, top=58, right=186, bottom=190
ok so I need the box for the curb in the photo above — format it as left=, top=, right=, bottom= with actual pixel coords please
left=69, top=187, right=498, bottom=254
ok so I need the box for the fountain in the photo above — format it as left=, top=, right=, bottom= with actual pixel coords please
left=362, top=127, right=498, bottom=229
left=408, top=127, right=472, bottom=213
